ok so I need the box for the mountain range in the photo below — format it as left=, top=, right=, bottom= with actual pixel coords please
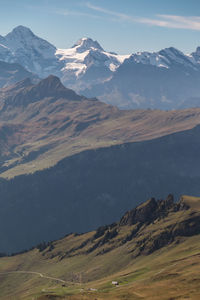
left=1, top=26, right=200, bottom=109
left=0, top=75, right=200, bottom=253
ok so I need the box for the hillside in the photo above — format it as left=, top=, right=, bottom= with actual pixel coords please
left=0, top=76, right=200, bottom=253
left=0, top=75, right=200, bottom=178
left=1, top=124, right=200, bottom=253
left=0, top=194, right=200, bottom=299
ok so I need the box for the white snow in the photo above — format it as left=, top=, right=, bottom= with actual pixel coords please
left=128, top=46, right=199, bottom=70
left=0, top=26, right=200, bottom=84
left=56, top=38, right=130, bottom=77
left=0, top=26, right=57, bottom=76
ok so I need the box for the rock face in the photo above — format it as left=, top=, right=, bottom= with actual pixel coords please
left=36, top=194, right=200, bottom=259
left=120, top=195, right=175, bottom=226
left=118, top=195, right=200, bottom=256
left=119, top=194, right=193, bottom=227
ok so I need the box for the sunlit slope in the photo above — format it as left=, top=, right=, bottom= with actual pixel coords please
left=0, top=76, right=200, bottom=178
left=1, top=124, right=200, bottom=253
left=1, top=195, right=200, bottom=299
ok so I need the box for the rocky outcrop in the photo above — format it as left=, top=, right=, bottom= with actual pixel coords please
left=120, top=194, right=177, bottom=226
left=138, top=214, right=200, bottom=255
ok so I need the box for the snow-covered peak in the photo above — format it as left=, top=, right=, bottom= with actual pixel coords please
left=128, top=51, right=167, bottom=68
left=127, top=46, right=198, bottom=70
left=0, top=25, right=59, bottom=76
left=4, top=25, right=56, bottom=56
left=159, top=47, right=186, bottom=63
left=159, top=46, right=182, bottom=56
left=72, top=37, right=104, bottom=53
left=159, top=47, right=197, bottom=68
left=1, top=25, right=200, bottom=94
left=56, top=38, right=129, bottom=78
left=6, top=25, right=34, bottom=39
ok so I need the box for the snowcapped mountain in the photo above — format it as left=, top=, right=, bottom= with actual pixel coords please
left=0, top=26, right=129, bottom=90
left=1, top=26, right=200, bottom=76
left=57, top=37, right=129, bottom=73
left=0, top=26, right=60, bottom=77
left=128, top=47, right=198, bottom=70
left=1, top=25, right=200, bottom=109
left=56, top=37, right=129, bottom=91
left=82, top=47, right=200, bottom=110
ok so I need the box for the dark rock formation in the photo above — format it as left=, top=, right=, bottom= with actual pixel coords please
left=120, top=194, right=177, bottom=226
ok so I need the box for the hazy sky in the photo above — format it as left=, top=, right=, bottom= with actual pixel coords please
left=0, top=0, right=200, bottom=54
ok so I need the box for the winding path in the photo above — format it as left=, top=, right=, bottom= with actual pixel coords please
left=0, top=270, right=70, bottom=284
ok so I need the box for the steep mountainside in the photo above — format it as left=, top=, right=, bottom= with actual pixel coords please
left=1, top=124, right=200, bottom=253
left=1, top=195, right=200, bottom=299
left=0, top=75, right=200, bottom=178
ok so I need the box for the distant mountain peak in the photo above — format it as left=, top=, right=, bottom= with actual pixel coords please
left=6, top=25, right=35, bottom=38
left=2, top=75, right=83, bottom=108
left=37, top=75, right=66, bottom=91
left=72, top=37, right=104, bottom=53
left=159, top=46, right=184, bottom=57
left=0, top=25, right=57, bottom=77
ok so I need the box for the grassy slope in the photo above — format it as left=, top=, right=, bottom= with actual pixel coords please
left=1, top=196, right=200, bottom=299
left=0, top=81, right=200, bottom=178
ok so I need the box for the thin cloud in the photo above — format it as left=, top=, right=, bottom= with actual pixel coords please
left=25, top=4, right=102, bottom=20
left=86, top=2, right=136, bottom=22
left=57, top=9, right=101, bottom=19
left=86, top=2, right=200, bottom=31
left=139, top=15, right=200, bottom=30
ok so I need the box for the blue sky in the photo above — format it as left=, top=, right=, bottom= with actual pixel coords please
left=0, top=0, right=200, bottom=54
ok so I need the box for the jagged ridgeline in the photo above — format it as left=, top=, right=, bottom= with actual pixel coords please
left=32, top=194, right=200, bottom=258
left=1, top=195, right=200, bottom=299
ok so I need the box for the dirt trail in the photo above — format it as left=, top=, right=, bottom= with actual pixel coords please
left=0, top=270, right=70, bottom=284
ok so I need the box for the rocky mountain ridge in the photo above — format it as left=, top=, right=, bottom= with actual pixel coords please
left=1, top=194, right=200, bottom=300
